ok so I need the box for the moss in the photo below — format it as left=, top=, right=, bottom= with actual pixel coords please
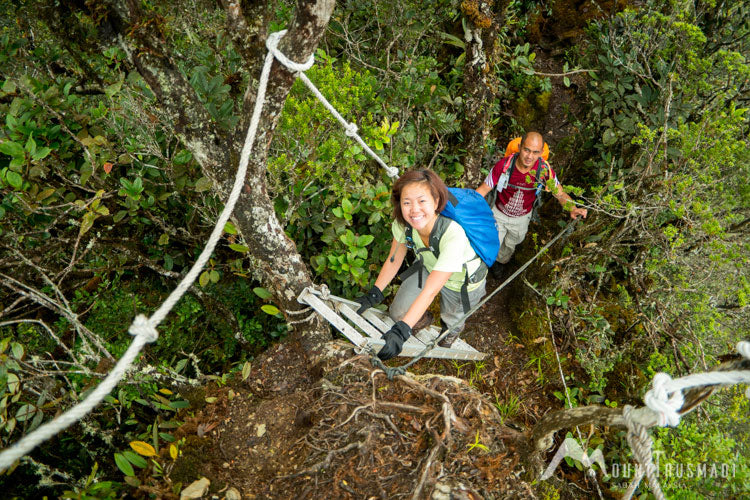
left=170, top=435, right=212, bottom=486
left=609, top=357, right=649, bottom=401
left=538, top=481, right=561, bottom=500
left=178, top=386, right=207, bottom=410
left=513, top=97, right=536, bottom=131
left=461, top=0, right=493, bottom=29
left=536, top=91, right=551, bottom=115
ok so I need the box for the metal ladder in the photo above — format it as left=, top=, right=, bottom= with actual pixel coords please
left=298, top=287, right=487, bottom=361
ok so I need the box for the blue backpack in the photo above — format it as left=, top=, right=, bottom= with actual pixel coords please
left=402, top=188, right=499, bottom=312
left=440, top=188, right=500, bottom=267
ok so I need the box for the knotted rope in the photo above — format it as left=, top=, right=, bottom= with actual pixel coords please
left=618, top=341, right=750, bottom=499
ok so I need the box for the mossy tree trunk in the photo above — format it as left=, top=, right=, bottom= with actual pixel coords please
left=38, top=0, right=337, bottom=359
left=460, top=0, right=510, bottom=187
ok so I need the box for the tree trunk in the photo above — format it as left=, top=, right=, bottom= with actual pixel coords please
left=460, top=0, right=510, bottom=187
left=43, top=0, right=337, bottom=358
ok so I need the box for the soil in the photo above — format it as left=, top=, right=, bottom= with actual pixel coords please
left=160, top=28, right=601, bottom=500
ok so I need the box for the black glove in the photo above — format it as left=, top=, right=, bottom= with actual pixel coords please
left=354, top=286, right=384, bottom=314
left=377, top=321, right=411, bottom=361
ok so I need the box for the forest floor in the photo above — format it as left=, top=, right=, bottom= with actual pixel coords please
left=163, top=43, right=601, bottom=500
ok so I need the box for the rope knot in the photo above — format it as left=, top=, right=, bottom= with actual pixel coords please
left=344, top=122, right=358, bottom=137
left=385, top=166, right=400, bottom=179
left=317, top=283, right=330, bottom=300
left=644, top=372, right=683, bottom=427
left=266, top=30, right=315, bottom=73
left=129, top=314, right=159, bottom=343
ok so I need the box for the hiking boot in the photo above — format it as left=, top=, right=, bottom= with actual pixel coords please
left=438, top=329, right=460, bottom=348
left=412, top=311, right=434, bottom=332
left=490, top=262, right=504, bottom=279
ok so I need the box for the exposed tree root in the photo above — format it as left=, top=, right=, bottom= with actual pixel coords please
left=269, top=354, right=532, bottom=498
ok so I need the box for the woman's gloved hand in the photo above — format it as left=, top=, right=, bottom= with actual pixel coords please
left=377, top=321, right=411, bottom=360
left=354, top=286, right=384, bottom=314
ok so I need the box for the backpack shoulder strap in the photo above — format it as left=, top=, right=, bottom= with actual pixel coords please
left=502, top=153, right=517, bottom=175
left=535, top=159, right=551, bottom=194
left=492, top=154, right=517, bottom=195
left=429, top=215, right=451, bottom=260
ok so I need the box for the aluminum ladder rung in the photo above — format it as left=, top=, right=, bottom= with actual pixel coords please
left=298, top=287, right=486, bottom=361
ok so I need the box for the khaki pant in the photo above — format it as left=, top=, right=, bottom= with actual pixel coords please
left=492, top=206, right=532, bottom=264
left=389, top=271, right=486, bottom=335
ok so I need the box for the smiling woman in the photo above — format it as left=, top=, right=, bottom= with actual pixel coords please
left=353, top=169, right=488, bottom=359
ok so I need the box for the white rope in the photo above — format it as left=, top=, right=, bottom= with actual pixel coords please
left=0, top=34, right=278, bottom=473
left=267, top=30, right=399, bottom=179
left=644, top=341, right=750, bottom=427
left=619, top=341, right=750, bottom=499
left=622, top=405, right=666, bottom=500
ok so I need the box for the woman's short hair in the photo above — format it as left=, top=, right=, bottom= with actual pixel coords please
left=391, top=169, right=449, bottom=227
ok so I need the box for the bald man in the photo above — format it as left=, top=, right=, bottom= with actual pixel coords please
left=476, top=132, right=587, bottom=277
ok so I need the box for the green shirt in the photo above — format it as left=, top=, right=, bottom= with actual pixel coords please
left=392, top=219, right=484, bottom=293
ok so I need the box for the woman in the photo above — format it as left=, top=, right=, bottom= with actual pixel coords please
left=355, top=169, right=487, bottom=360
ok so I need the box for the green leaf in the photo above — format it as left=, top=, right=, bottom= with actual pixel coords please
left=253, top=287, right=272, bottom=299
left=199, top=271, right=210, bottom=287
left=24, top=135, right=36, bottom=155
left=158, top=233, right=169, bottom=246
left=339, top=230, right=355, bottom=246
left=195, top=177, right=213, bottom=192
left=367, top=211, right=382, bottom=225
left=2, top=80, right=16, bottom=93
left=122, top=450, right=148, bottom=468
left=80, top=212, right=97, bottom=236
left=602, top=128, right=617, bottom=146
left=223, top=221, right=237, bottom=234
left=10, top=342, right=23, bottom=359
left=173, top=150, right=193, bottom=165
left=104, top=79, right=123, bottom=98
left=114, top=453, right=135, bottom=476
left=159, top=432, right=175, bottom=442
left=229, top=243, right=249, bottom=253
left=357, top=234, right=375, bottom=246
left=341, top=198, right=353, bottom=213
left=242, top=361, right=252, bottom=381
left=175, top=358, right=188, bottom=373
left=15, top=404, right=35, bottom=422
left=0, top=141, right=24, bottom=158
left=261, top=304, right=280, bottom=315
left=31, top=147, right=51, bottom=161
left=209, top=270, right=220, bottom=283
left=5, top=171, right=22, bottom=189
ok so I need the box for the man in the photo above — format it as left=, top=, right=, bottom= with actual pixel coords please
left=476, top=131, right=587, bottom=277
